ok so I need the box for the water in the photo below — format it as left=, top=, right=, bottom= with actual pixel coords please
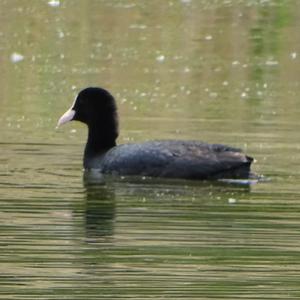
left=1, top=0, right=300, bottom=298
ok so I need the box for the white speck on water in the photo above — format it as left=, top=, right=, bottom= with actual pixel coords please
left=129, top=24, right=147, bottom=29
left=186, top=90, right=191, bottom=95
left=205, top=35, right=213, bottom=40
left=116, top=3, right=136, bottom=8
left=257, top=90, right=263, bottom=96
left=265, top=60, right=278, bottom=66
left=241, top=92, right=248, bottom=98
left=290, top=52, right=297, bottom=59
left=156, top=55, right=165, bottom=62
left=58, top=30, right=64, bottom=38
left=263, top=83, right=268, bottom=89
left=48, top=0, right=60, bottom=7
left=70, top=129, right=76, bottom=133
left=133, top=106, right=137, bottom=111
left=60, top=53, right=64, bottom=59
left=10, top=52, right=24, bottom=63
left=222, top=81, right=229, bottom=86
left=184, top=67, right=190, bottom=73
left=181, top=0, right=192, bottom=4
left=209, top=92, right=218, bottom=98
left=232, top=60, right=240, bottom=66
left=228, top=198, right=236, bottom=204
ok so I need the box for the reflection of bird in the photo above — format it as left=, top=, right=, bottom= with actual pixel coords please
left=58, top=87, right=254, bottom=180
left=83, top=173, right=115, bottom=239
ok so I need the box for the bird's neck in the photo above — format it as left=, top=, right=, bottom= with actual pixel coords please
left=84, top=123, right=117, bottom=168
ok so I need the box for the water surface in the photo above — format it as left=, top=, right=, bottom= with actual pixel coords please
left=1, top=0, right=300, bottom=299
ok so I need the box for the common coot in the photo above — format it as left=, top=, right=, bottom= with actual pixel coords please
left=57, top=87, right=254, bottom=180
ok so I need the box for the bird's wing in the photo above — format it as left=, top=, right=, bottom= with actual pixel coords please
left=102, top=141, right=252, bottom=179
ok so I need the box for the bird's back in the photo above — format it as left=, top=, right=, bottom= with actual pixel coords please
left=98, top=140, right=253, bottom=180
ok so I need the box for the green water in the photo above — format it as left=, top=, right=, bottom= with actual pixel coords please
left=1, top=0, right=300, bottom=299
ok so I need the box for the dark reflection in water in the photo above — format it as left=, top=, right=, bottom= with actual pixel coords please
left=83, top=172, right=115, bottom=240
